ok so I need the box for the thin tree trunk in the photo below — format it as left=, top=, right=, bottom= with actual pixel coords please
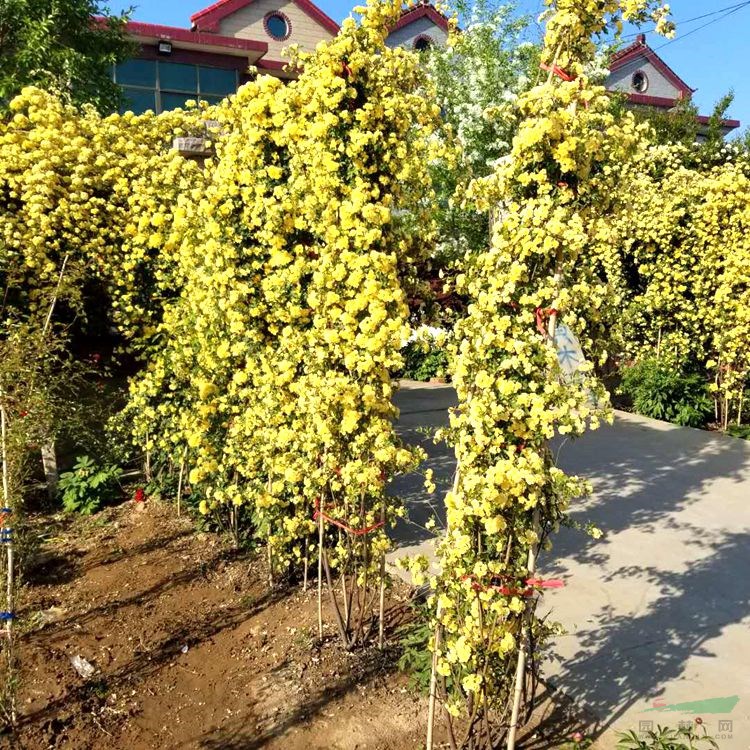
left=176, top=447, right=187, bottom=517
left=41, top=442, right=58, bottom=500
left=303, top=536, right=309, bottom=592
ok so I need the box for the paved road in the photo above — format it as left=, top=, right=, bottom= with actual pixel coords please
left=390, top=381, right=750, bottom=748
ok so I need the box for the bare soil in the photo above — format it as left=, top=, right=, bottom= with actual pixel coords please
left=5, top=501, right=594, bottom=750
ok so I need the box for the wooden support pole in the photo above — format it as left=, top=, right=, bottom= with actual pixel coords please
left=506, top=509, right=540, bottom=750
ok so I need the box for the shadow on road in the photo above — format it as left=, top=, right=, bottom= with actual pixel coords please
left=391, top=383, right=750, bottom=737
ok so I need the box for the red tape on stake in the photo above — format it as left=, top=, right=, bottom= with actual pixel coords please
left=313, top=498, right=385, bottom=537
left=541, top=62, right=574, bottom=82
left=535, top=307, right=557, bottom=336
left=463, top=574, right=565, bottom=598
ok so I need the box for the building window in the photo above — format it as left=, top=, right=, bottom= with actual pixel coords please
left=114, top=60, right=239, bottom=114
left=264, top=12, right=291, bottom=41
left=413, top=34, right=434, bottom=52
left=631, top=70, right=649, bottom=93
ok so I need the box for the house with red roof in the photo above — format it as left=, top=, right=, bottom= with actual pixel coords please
left=114, top=0, right=458, bottom=114
left=385, top=2, right=449, bottom=51
left=606, top=33, right=740, bottom=137
left=114, top=0, right=340, bottom=113
left=113, top=1, right=740, bottom=137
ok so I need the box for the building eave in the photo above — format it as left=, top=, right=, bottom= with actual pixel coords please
left=625, top=93, right=740, bottom=131
left=695, top=114, right=741, bottom=131
left=125, top=19, right=268, bottom=61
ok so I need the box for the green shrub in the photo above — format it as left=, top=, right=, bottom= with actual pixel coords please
left=727, top=424, right=750, bottom=440
left=619, top=358, right=713, bottom=428
left=58, top=456, right=123, bottom=515
left=616, top=723, right=718, bottom=749
left=399, top=339, right=448, bottom=381
left=396, top=616, right=434, bottom=692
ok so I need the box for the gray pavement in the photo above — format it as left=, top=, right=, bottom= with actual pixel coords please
left=389, top=381, right=750, bottom=748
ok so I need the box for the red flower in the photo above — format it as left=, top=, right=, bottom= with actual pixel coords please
left=133, top=488, right=146, bottom=504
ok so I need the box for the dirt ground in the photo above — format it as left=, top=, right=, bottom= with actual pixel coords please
left=5, top=500, right=595, bottom=750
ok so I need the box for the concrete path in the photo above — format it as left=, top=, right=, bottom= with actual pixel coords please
left=390, top=381, right=750, bottom=748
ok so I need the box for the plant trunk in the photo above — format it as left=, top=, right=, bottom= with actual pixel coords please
left=41, top=442, right=58, bottom=501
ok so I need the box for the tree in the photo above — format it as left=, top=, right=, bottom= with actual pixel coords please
left=615, top=89, right=738, bottom=164
left=424, top=0, right=540, bottom=263
left=0, top=0, right=134, bottom=113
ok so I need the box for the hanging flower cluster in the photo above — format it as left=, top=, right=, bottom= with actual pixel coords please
left=425, top=0, right=673, bottom=742
left=118, top=0, right=443, bottom=643
left=0, top=88, right=210, bottom=348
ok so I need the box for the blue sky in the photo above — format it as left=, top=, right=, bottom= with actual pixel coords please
left=107, top=0, right=750, bottom=130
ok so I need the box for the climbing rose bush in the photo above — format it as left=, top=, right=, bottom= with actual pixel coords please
left=119, top=0, right=444, bottom=643
left=424, top=0, right=675, bottom=742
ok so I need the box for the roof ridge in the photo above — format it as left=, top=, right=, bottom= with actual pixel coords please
left=191, top=0, right=340, bottom=36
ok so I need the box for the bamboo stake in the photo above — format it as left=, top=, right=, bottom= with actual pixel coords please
left=1, top=394, right=12, bottom=633
left=1, top=391, right=14, bottom=702
left=507, top=248, right=565, bottom=750
left=738, top=389, right=744, bottom=427
left=506, top=510, right=540, bottom=750
left=267, top=537, right=274, bottom=588
left=724, top=396, right=730, bottom=431
left=426, top=468, right=461, bottom=750
left=426, top=622, right=443, bottom=750
left=714, top=357, right=722, bottom=423
left=42, top=253, right=69, bottom=337
left=145, top=434, right=152, bottom=484
left=377, top=499, right=387, bottom=650
left=317, top=496, right=325, bottom=640
left=0, top=390, right=8, bottom=508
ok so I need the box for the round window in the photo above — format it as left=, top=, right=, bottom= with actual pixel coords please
left=414, top=35, right=433, bottom=52
left=264, top=12, right=290, bottom=41
left=631, top=70, right=648, bottom=93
